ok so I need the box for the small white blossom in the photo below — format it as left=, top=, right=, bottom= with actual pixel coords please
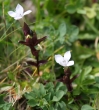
left=8, top=4, right=32, bottom=20
left=55, top=51, right=74, bottom=67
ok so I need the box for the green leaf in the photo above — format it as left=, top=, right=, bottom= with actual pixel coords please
left=45, top=82, right=54, bottom=92
left=8, top=72, right=15, bottom=81
left=77, top=9, right=86, bottom=14
left=68, top=25, right=79, bottom=42
left=52, top=90, right=65, bottom=102
left=66, top=4, right=77, bottom=14
left=42, top=98, right=48, bottom=105
left=24, top=91, right=36, bottom=100
left=81, top=105, right=94, bottom=110
left=72, top=44, right=94, bottom=62
left=58, top=22, right=66, bottom=37
left=82, top=66, right=92, bottom=77
left=58, top=101, right=66, bottom=110
left=52, top=96, right=58, bottom=102
left=0, top=94, right=12, bottom=110
left=91, top=68, right=99, bottom=75
left=44, top=93, right=51, bottom=101
left=0, top=94, right=5, bottom=105
left=55, top=82, right=67, bottom=93
left=95, top=76, right=99, bottom=83
left=55, top=82, right=64, bottom=91
left=58, top=21, right=66, bottom=44
left=84, top=7, right=96, bottom=18
left=39, top=84, right=46, bottom=96
left=83, top=77, right=95, bottom=85
left=68, top=104, right=79, bottom=110
left=78, top=66, right=92, bottom=85
left=96, top=94, right=99, bottom=110
left=54, top=102, right=60, bottom=109
left=38, top=98, right=48, bottom=108
left=2, top=103, right=12, bottom=110
left=78, top=33, right=97, bottom=40
left=48, top=106, right=54, bottom=110
left=28, top=99, right=38, bottom=107
left=54, top=101, right=66, bottom=110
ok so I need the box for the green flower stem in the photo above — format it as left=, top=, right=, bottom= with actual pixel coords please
left=19, top=17, right=26, bottom=27
left=36, top=0, right=41, bottom=23
left=83, top=15, right=99, bottom=35
left=64, top=67, right=68, bottom=73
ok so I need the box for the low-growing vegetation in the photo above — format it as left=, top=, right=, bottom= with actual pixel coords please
left=0, top=0, right=99, bottom=110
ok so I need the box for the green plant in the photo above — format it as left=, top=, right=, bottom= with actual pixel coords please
left=0, top=94, right=14, bottom=110
left=24, top=82, right=67, bottom=110
left=0, top=0, right=99, bottom=109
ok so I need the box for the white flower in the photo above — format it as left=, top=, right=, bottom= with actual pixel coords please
left=8, top=4, right=32, bottom=20
left=55, top=51, right=74, bottom=67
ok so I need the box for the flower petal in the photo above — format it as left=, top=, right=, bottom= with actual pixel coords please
left=14, top=16, right=23, bottom=20
left=55, top=55, right=64, bottom=65
left=15, top=4, right=24, bottom=14
left=59, top=60, right=68, bottom=67
left=67, top=61, right=74, bottom=66
left=64, top=51, right=71, bottom=62
left=8, top=11, right=16, bottom=17
left=23, top=10, right=32, bottom=16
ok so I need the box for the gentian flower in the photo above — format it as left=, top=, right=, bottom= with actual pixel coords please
left=55, top=51, right=74, bottom=67
left=19, top=22, right=47, bottom=56
left=19, top=22, right=47, bottom=69
left=8, top=4, right=32, bottom=20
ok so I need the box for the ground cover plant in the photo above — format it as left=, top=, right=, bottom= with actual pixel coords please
left=0, top=0, right=99, bottom=110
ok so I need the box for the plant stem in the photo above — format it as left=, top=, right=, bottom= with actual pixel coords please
left=36, top=54, right=39, bottom=75
left=64, top=68, right=73, bottom=92
left=19, top=17, right=26, bottom=27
